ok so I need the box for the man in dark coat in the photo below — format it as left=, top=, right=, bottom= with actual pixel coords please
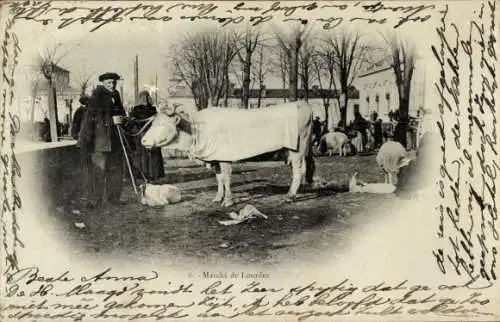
left=312, top=116, right=322, bottom=147
left=370, top=111, right=383, bottom=149
left=71, top=95, right=89, bottom=140
left=72, top=95, right=94, bottom=205
left=79, top=72, right=126, bottom=207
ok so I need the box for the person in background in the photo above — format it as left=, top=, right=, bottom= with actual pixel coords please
left=61, top=114, right=70, bottom=136
left=352, top=111, right=369, bottom=148
left=40, top=117, right=51, bottom=142
left=370, top=111, right=383, bottom=149
left=71, top=95, right=94, bottom=207
left=393, top=112, right=409, bottom=151
left=79, top=72, right=126, bottom=207
left=127, top=90, right=165, bottom=181
left=312, top=116, right=322, bottom=147
left=71, top=96, right=89, bottom=140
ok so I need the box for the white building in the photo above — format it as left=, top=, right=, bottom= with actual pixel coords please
left=353, top=59, right=427, bottom=121
left=16, top=64, right=80, bottom=123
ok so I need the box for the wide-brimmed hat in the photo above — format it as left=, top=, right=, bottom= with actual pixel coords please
left=98, top=72, right=121, bottom=82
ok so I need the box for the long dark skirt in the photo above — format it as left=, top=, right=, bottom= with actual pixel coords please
left=131, top=135, right=165, bottom=181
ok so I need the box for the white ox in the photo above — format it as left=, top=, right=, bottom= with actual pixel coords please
left=376, top=141, right=414, bottom=185
left=141, top=101, right=315, bottom=207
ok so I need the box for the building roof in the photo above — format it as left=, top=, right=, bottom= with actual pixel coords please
left=171, top=86, right=359, bottom=99
left=51, top=63, right=70, bottom=74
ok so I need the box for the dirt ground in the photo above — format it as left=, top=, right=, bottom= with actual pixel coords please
left=45, top=153, right=401, bottom=267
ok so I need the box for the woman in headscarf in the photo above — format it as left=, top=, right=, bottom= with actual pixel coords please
left=128, top=90, right=165, bottom=181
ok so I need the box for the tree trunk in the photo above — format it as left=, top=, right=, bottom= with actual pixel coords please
left=289, top=45, right=299, bottom=102
left=281, top=72, right=287, bottom=103
left=192, top=80, right=209, bottom=110
left=302, top=64, right=309, bottom=103
left=257, top=82, right=264, bottom=108
left=30, top=98, right=36, bottom=123
left=339, top=82, right=349, bottom=126
left=399, top=83, right=410, bottom=118
left=301, top=74, right=308, bottom=103
left=394, top=83, right=410, bottom=149
left=340, top=104, right=347, bottom=126
left=68, top=100, right=73, bottom=124
left=241, top=57, right=251, bottom=109
left=223, top=67, right=230, bottom=107
left=48, top=81, right=59, bottom=142
left=324, top=103, right=329, bottom=129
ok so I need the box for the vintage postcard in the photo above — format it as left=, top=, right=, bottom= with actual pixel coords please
left=0, top=0, right=498, bottom=321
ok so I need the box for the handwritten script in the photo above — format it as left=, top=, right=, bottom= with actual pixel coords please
left=7, top=1, right=439, bottom=32
left=1, top=7, right=23, bottom=282
left=2, top=267, right=497, bottom=320
left=432, top=1, right=498, bottom=285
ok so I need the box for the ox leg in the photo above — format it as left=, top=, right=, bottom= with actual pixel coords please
left=221, top=162, right=234, bottom=207
left=286, top=153, right=302, bottom=202
left=213, top=173, right=224, bottom=203
left=212, top=162, right=224, bottom=203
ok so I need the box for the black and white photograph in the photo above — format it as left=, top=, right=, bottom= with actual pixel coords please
left=1, top=1, right=498, bottom=321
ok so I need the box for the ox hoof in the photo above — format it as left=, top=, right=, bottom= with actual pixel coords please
left=221, top=199, right=234, bottom=207
left=285, top=195, right=297, bottom=203
left=212, top=197, right=223, bottom=203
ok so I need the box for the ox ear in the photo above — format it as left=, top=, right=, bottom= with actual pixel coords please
left=173, top=114, right=181, bottom=125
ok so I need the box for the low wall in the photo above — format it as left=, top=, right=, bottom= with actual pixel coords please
left=17, top=141, right=83, bottom=207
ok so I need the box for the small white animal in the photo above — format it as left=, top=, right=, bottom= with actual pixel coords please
left=376, top=141, right=412, bottom=185
left=319, top=132, right=350, bottom=156
left=139, top=183, right=182, bottom=206
left=349, top=172, right=396, bottom=194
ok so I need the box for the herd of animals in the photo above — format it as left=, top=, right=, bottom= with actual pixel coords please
left=312, top=119, right=417, bottom=158
left=140, top=101, right=428, bottom=207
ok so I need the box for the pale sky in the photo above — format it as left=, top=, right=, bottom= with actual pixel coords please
left=9, top=0, right=472, bottom=104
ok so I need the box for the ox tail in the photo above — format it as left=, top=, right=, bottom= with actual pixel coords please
left=305, top=121, right=316, bottom=185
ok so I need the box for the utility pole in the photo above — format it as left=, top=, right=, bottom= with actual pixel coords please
left=155, top=73, right=158, bottom=105
left=119, top=77, right=124, bottom=112
left=134, top=55, right=139, bottom=105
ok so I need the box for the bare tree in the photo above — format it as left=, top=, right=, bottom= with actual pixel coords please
left=298, top=40, right=317, bottom=103
left=252, top=42, right=273, bottom=108
left=323, top=29, right=370, bottom=126
left=274, top=22, right=312, bottom=102
left=171, top=30, right=237, bottom=110
left=234, top=28, right=261, bottom=108
left=29, top=76, right=41, bottom=123
left=37, top=44, right=72, bottom=142
left=222, top=39, right=238, bottom=107
left=381, top=32, right=417, bottom=147
left=271, top=47, right=289, bottom=103
left=312, top=42, right=336, bottom=129
left=77, top=75, right=92, bottom=97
